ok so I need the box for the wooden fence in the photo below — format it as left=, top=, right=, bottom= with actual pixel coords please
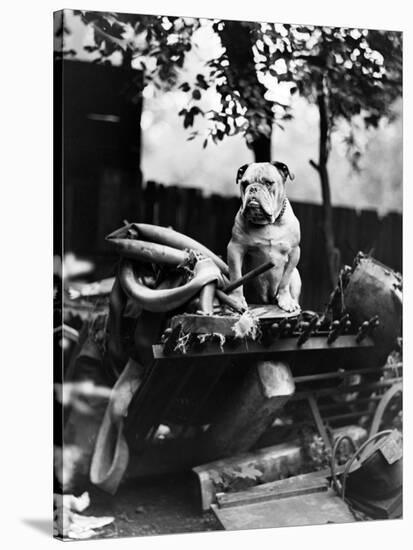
left=74, top=179, right=402, bottom=311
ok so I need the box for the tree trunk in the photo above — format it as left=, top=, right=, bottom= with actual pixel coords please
left=252, top=134, right=272, bottom=162
left=310, top=73, right=341, bottom=288
left=219, top=21, right=272, bottom=162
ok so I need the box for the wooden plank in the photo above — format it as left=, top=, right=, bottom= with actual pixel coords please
left=201, top=195, right=214, bottom=251
left=211, top=489, right=355, bottom=530
left=170, top=313, right=238, bottom=335
left=170, top=306, right=299, bottom=335
left=308, top=394, right=332, bottom=450
left=358, top=208, right=380, bottom=257
left=216, top=466, right=332, bottom=504
left=175, top=185, right=187, bottom=233
left=216, top=476, right=328, bottom=508
left=184, top=188, right=203, bottom=242
left=166, top=185, right=180, bottom=230
left=143, top=180, right=157, bottom=224
left=193, top=443, right=303, bottom=511
left=193, top=425, right=366, bottom=511
left=210, top=194, right=227, bottom=259
left=157, top=183, right=169, bottom=228
left=249, top=304, right=300, bottom=319
left=152, top=334, right=374, bottom=360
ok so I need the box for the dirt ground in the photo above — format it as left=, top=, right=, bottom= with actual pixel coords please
left=87, top=472, right=222, bottom=539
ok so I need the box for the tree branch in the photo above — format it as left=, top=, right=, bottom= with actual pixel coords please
left=309, top=159, right=320, bottom=172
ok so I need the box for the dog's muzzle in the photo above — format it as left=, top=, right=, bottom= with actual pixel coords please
left=242, top=184, right=275, bottom=224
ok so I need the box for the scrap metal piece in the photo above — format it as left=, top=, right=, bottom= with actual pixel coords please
left=327, top=314, right=351, bottom=344
left=278, top=317, right=296, bottom=337
left=297, top=314, right=319, bottom=346
left=342, top=254, right=401, bottom=353
left=356, top=315, right=380, bottom=343
left=223, top=260, right=275, bottom=294
left=269, top=322, right=280, bottom=339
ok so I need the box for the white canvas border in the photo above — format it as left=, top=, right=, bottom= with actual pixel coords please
left=1, top=1, right=410, bottom=549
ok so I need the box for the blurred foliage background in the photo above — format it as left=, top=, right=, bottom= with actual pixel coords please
left=55, top=10, right=402, bottom=213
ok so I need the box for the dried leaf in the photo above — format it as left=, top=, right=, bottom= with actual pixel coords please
left=237, top=464, right=263, bottom=480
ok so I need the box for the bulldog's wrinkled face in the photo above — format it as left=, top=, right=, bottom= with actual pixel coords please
left=237, top=162, right=293, bottom=225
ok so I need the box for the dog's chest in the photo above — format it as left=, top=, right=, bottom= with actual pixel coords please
left=242, top=225, right=292, bottom=260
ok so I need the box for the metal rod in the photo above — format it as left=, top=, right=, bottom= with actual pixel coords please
left=325, top=410, right=372, bottom=423
left=319, top=396, right=382, bottom=412
left=291, top=378, right=402, bottom=401
left=294, top=366, right=390, bottom=384
left=224, top=260, right=274, bottom=294
left=215, top=288, right=246, bottom=313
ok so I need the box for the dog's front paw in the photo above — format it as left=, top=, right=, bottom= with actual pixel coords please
left=276, top=290, right=300, bottom=312
left=229, top=288, right=248, bottom=310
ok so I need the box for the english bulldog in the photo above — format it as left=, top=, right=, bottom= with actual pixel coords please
left=227, top=161, right=301, bottom=311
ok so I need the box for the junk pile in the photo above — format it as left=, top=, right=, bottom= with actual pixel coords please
left=59, top=224, right=402, bottom=528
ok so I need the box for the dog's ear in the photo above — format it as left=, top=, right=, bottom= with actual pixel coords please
left=272, top=161, right=295, bottom=182
left=236, top=164, right=249, bottom=184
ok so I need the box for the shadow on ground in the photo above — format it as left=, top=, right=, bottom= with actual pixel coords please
left=21, top=519, right=52, bottom=537
left=87, top=472, right=221, bottom=539
left=23, top=473, right=221, bottom=540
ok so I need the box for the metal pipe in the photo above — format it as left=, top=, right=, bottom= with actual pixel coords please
left=224, top=260, right=274, bottom=294
left=215, top=288, right=246, bottom=313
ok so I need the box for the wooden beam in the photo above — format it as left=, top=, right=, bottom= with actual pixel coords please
left=308, top=394, right=332, bottom=450
left=216, top=473, right=329, bottom=508
left=192, top=425, right=365, bottom=511
left=153, top=334, right=374, bottom=360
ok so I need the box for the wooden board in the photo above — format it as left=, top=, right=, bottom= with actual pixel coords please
left=249, top=304, right=301, bottom=319
left=193, top=428, right=367, bottom=511
left=193, top=443, right=303, bottom=511
left=153, top=335, right=374, bottom=360
left=170, top=305, right=300, bottom=336
left=216, top=472, right=329, bottom=508
left=211, top=489, right=355, bottom=530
